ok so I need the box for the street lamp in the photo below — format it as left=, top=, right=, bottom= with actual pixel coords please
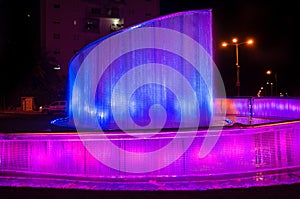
left=222, top=38, right=254, bottom=96
left=266, top=69, right=278, bottom=96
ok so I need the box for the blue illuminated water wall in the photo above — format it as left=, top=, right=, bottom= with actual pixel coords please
left=68, top=10, right=225, bottom=131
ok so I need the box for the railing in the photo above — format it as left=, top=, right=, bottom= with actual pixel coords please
left=215, top=97, right=300, bottom=120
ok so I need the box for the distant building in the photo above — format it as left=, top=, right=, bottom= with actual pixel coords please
left=40, top=0, right=160, bottom=77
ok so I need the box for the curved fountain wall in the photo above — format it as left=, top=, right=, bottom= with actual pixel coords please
left=67, top=9, right=226, bottom=131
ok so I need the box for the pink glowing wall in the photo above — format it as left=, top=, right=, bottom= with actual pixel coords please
left=1, top=120, right=300, bottom=179
left=216, top=97, right=300, bottom=120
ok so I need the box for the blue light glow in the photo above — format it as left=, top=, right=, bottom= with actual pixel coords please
left=68, top=10, right=224, bottom=131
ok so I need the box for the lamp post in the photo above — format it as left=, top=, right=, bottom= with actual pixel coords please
left=266, top=69, right=277, bottom=96
left=222, top=38, right=254, bottom=96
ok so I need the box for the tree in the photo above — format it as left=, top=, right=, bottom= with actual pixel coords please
left=9, top=49, right=67, bottom=109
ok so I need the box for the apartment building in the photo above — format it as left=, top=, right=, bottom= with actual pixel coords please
left=40, top=0, right=160, bottom=77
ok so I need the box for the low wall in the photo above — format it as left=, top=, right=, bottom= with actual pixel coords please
left=1, top=119, right=300, bottom=180
left=215, top=97, right=300, bottom=119
left=1, top=97, right=300, bottom=184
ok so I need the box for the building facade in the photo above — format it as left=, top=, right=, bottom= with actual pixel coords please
left=40, top=0, right=160, bottom=77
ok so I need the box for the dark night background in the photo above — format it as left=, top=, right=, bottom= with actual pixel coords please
left=1, top=0, right=41, bottom=107
left=161, top=0, right=299, bottom=97
left=0, top=0, right=299, bottom=108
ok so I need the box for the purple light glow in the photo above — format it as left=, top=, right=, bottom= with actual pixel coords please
left=1, top=97, right=300, bottom=190
left=1, top=117, right=300, bottom=190
left=216, top=97, right=300, bottom=122
left=1, top=9, right=300, bottom=191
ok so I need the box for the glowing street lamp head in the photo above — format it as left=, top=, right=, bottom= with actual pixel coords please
left=247, top=39, right=254, bottom=45
left=221, top=36, right=254, bottom=97
left=221, top=42, right=228, bottom=47
left=222, top=38, right=254, bottom=46
left=266, top=70, right=272, bottom=75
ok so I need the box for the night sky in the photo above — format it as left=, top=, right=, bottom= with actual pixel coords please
left=0, top=0, right=40, bottom=102
left=0, top=0, right=299, bottom=105
left=161, top=0, right=299, bottom=97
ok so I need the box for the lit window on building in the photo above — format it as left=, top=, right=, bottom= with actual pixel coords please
left=83, top=18, right=99, bottom=33
left=53, top=65, right=61, bottom=70
left=111, top=23, right=124, bottom=31
left=110, top=18, right=124, bottom=31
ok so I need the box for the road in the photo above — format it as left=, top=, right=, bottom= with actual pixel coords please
left=0, top=111, right=72, bottom=133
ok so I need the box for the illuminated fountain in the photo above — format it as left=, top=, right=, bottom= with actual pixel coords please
left=1, top=9, right=300, bottom=191
left=65, top=8, right=227, bottom=176
left=68, top=9, right=225, bottom=131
